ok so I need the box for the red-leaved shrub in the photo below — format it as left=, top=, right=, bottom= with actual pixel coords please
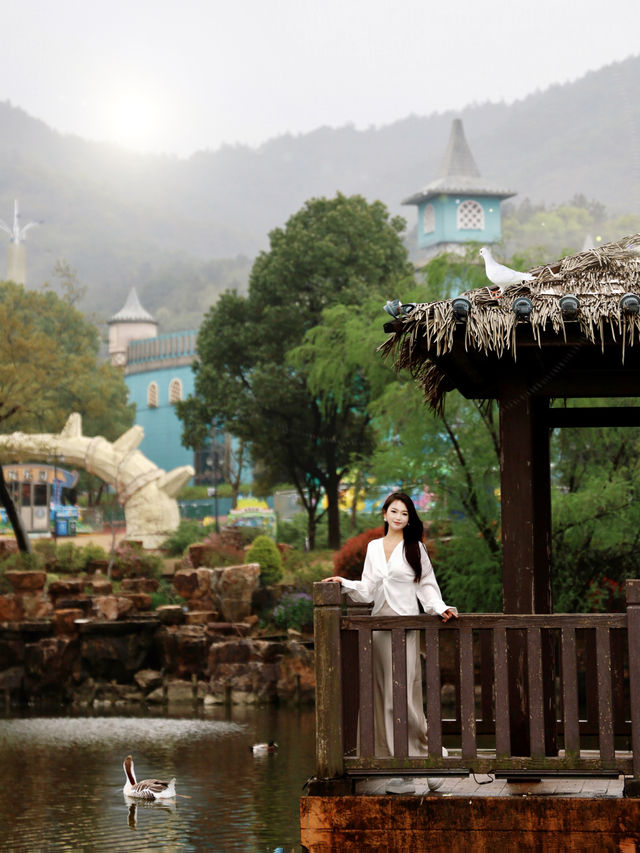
left=333, top=526, right=384, bottom=580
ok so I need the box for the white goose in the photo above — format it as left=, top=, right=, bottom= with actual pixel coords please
left=123, top=754, right=177, bottom=800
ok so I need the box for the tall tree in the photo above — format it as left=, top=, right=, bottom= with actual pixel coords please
left=0, top=278, right=135, bottom=550
left=177, top=193, right=413, bottom=548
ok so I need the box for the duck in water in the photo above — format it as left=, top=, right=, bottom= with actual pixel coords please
left=123, top=754, right=177, bottom=800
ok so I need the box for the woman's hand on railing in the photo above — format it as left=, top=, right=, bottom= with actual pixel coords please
left=441, top=608, right=458, bottom=622
left=321, top=576, right=343, bottom=584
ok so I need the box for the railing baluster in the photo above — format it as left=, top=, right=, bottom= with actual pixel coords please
left=596, top=625, right=615, bottom=763
left=358, top=626, right=374, bottom=758
left=459, top=625, right=476, bottom=759
left=493, top=627, right=510, bottom=757
left=527, top=626, right=545, bottom=757
left=561, top=626, right=580, bottom=758
left=424, top=626, right=442, bottom=757
left=391, top=627, right=408, bottom=757
left=626, top=581, right=640, bottom=789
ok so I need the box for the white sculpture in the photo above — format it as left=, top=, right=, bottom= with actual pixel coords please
left=0, top=413, right=194, bottom=548
left=0, top=199, right=40, bottom=244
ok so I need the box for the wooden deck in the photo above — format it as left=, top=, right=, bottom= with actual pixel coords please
left=301, top=786, right=640, bottom=851
left=303, top=583, right=640, bottom=850
left=355, top=773, right=625, bottom=798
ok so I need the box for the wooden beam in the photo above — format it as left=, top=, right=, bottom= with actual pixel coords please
left=547, top=407, right=640, bottom=429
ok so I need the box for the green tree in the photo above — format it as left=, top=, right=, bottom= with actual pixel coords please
left=0, top=278, right=135, bottom=550
left=177, top=193, right=413, bottom=548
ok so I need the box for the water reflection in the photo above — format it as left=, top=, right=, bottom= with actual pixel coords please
left=0, top=706, right=315, bottom=852
left=126, top=797, right=177, bottom=830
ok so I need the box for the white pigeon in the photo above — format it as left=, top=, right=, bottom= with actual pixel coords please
left=479, top=247, right=535, bottom=287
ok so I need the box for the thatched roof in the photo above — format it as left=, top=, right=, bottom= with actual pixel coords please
left=382, top=234, right=640, bottom=411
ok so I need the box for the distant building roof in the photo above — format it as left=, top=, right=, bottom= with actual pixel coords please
left=109, top=287, right=157, bottom=324
left=403, top=119, right=516, bottom=205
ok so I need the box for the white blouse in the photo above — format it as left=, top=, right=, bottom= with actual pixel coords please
left=340, top=538, right=455, bottom=617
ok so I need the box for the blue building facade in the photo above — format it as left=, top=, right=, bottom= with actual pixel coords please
left=124, top=330, right=198, bottom=475
left=108, top=289, right=199, bottom=478
left=403, top=119, right=516, bottom=260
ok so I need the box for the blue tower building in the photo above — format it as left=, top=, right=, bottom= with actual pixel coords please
left=403, top=118, right=516, bottom=260
left=108, top=289, right=198, bottom=477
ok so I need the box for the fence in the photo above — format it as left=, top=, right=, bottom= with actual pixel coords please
left=313, top=581, right=640, bottom=791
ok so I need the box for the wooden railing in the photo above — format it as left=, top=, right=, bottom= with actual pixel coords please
left=313, top=580, right=640, bottom=792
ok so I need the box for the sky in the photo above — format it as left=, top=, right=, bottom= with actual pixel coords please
left=3, top=0, right=640, bottom=158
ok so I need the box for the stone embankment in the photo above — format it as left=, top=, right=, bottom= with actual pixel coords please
left=0, top=547, right=315, bottom=710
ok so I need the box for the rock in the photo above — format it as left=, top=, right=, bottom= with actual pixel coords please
left=53, top=598, right=92, bottom=614
left=86, top=579, right=113, bottom=595
left=277, top=641, right=315, bottom=703
left=48, top=579, right=86, bottom=599
left=5, top=571, right=47, bottom=592
left=54, top=608, right=84, bottom=635
left=0, top=594, right=23, bottom=622
left=173, top=568, right=216, bottom=609
left=205, top=622, right=252, bottom=637
left=185, top=610, right=219, bottom=625
left=156, top=625, right=209, bottom=678
left=21, top=592, right=53, bottom=619
left=120, top=577, right=159, bottom=593
left=0, top=665, right=24, bottom=691
left=120, top=592, right=153, bottom=611
left=155, top=605, right=185, bottom=625
left=207, top=639, right=256, bottom=670
left=134, top=668, right=163, bottom=692
left=166, top=678, right=197, bottom=704
left=80, top=625, right=156, bottom=681
left=86, top=559, right=110, bottom=574
left=217, top=563, right=260, bottom=622
left=146, top=686, right=165, bottom=704
left=23, top=636, right=78, bottom=691
left=92, top=595, right=135, bottom=621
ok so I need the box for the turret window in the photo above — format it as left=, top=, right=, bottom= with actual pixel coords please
left=457, top=200, right=484, bottom=230
left=169, top=378, right=183, bottom=404
left=147, top=381, right=159, bottom=409
left=423, top=203, right=435, bottom=234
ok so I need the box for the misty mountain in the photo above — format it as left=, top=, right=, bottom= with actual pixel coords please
left=0, top=54, right=638, bottom=328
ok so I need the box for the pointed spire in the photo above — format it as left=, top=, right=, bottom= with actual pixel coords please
left=109, top=287, right=157, bottom=324
left=403, top=118, right=515, bottom=205
left=437, top=119, right=481, bottom=180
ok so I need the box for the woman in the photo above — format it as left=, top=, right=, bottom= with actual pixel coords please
left=323, top=491, right=457, bottom=793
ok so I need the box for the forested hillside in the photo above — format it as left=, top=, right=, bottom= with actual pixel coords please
left=0, top=54, right=638, bottom=331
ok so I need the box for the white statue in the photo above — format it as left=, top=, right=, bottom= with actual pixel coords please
left=0, top=199, right=41, bottom=244
left=0, top=413, right=194, bottom=548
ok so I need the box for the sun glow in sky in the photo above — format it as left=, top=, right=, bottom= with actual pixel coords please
left=104, top=91, right=165, bottom=152
left=2, top=0, right=640, bottom=157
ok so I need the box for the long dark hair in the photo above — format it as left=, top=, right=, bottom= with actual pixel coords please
left=382, top=491, right=424, bottom=582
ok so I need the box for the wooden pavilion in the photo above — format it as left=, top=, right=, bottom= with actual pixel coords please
left=301, top=236, right=640, bottom=850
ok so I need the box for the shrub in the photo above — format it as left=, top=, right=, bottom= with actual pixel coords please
left=0, top=550, right=45, bottom=574
left=161, top=520, right=209, bottom=556
left=150, top=579, right=187, bottom=609
left=112, top=540, right=163, bottom=579
left=272, top=591, right=313, bottom=632
left=282, top=548, right=334, bottom=591
left=333, top=526, right=384, bottom=580
left=192, top=530, right=245, bottom=568
left=246, top=534, right=284, bottom=586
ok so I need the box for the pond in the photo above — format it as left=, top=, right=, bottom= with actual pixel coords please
left=0, top=705, right=315, bottom=852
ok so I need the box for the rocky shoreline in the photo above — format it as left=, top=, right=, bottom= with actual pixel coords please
left=0, top=556, right=316, bottom=711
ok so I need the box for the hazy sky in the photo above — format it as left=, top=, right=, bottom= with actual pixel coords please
left=3, top=0, right=640, bottom=157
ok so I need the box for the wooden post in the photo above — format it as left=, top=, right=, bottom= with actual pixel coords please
left=624, top=580, right=640, bottom=796
left=499, top=380, right=555, bottom=756
left=313, top=582, right=345, bottom=781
